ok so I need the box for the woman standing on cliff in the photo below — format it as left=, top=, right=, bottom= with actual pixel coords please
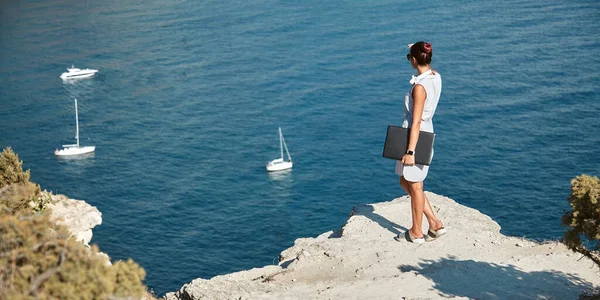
left=395, top=41, right=446, bottom=244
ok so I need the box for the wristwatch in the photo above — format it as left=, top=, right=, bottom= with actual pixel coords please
left=405, top=150, right=414, bottom=155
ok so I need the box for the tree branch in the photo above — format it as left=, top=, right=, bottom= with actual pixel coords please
left=574, top=245, right=600, bottom=267
left=28, top=248, right=66, bottom=297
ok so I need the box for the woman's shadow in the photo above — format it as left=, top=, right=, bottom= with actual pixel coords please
left=352, top=204, right=408, bottom=236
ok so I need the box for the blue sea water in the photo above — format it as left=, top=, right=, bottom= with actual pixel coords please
left=1, top=0, right=599, bottom=296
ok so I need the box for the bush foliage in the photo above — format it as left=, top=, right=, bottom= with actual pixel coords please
left=563, top=174, right=600, bottom=266
left=0, top=147, right=31, bottom=188
left=0, top=147, right=54, bottom=215
left=0, top=147, right=151, bottom=300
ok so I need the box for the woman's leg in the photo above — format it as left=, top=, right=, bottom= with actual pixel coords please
left=400, top=176, right=410, bottom=194
left=423, top=193, right=444, bottom=231
left=400, top=177, right=443, bottom=233
left=405, top=179, right=425, bottom=237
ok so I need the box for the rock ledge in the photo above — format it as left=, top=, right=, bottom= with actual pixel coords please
left=48, top=194, right=102, bottom=246
left=165, top=192, right=600, bottom=300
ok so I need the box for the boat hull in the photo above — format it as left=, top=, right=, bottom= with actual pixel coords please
left=55, top=146, right=95, bottom=156
left=60, top=71, right=97, bottom=80
left=266, top=160, right=293, bottom=172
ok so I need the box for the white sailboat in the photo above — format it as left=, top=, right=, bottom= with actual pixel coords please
left=55, top=99, right=95, bottom=156
left=266, top=127, right=293, bottom=172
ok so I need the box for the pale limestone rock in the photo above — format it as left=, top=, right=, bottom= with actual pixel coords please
left=47, top=194, right=111, bottom=266
left=48, top=194, right=102, bottom=246
left=165, top=192, right=600, bottom=300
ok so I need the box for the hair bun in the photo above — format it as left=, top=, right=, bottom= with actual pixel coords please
left=422, top=42, right=432, bottom=54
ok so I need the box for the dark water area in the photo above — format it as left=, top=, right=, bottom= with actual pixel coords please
left=1, top=0, right=599, bottom=296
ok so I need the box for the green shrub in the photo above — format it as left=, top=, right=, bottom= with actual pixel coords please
left=113, top=259, right=148, bottom=298
left=0, top=214, right=112, bottom=299
left=563, top=174, right=600, bottom=266
left=0, top=147, right=31, bottom=188
left=0, top=147, right=55, bottom=215
left=0, top=213, right=151, bottom=300
left=0, top=147, right=152, bottom=300
left=0, top=182, right=39, bottom=216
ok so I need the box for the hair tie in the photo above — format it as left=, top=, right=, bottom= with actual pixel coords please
left=422, top=43, right=432, bottom=54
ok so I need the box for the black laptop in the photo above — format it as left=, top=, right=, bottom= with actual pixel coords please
left=382, top=125, right=435, bottom=165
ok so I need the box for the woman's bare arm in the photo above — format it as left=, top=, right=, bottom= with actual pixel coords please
left=401, top=84, right=426, bottom=165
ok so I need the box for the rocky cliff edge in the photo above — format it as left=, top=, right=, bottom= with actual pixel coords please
left=165, top=192, right=600, bottom=300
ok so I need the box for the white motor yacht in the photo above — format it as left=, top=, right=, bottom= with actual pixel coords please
left=60, top=65, right=98, bottom=80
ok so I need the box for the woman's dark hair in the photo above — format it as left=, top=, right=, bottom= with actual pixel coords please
left=409, top=41, right=433, bottom=66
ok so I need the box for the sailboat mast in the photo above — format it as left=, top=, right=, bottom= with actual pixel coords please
left=75, top=98, right=80, bottom=147
left=282, top=133, right=292, bottom=161
left=279, top=127, right=284, bottom=159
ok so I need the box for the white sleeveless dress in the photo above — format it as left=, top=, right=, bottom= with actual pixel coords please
left=395, top=69, right=442, bottom=182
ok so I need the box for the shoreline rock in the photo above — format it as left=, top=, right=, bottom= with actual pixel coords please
left=165, top=192, right=600, bottom=300
left=48, top=194, right=102, bottom=246
left=48, top=194, right=111, bottom=264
